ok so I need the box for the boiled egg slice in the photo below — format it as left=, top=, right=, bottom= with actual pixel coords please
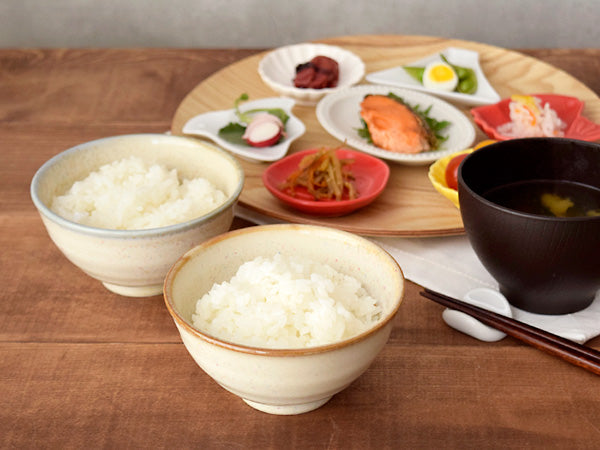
left=422, top=61, right=458, bottom=92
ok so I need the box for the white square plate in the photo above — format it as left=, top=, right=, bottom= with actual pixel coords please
left=365, top=47, right=500, bottom=106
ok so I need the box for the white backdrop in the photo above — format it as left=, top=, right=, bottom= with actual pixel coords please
left=1, top=0, right=598, bottom=48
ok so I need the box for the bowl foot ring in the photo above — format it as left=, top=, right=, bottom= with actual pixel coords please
left=102, top=282, right=163, bottom=298
left=242, top=396, right=332, bottom=415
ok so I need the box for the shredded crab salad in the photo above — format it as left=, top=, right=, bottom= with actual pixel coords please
left=497, top=95, right=566, bottom=138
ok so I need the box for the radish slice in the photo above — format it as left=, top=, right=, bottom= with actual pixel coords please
left=243, top=113, right=284, bottom=147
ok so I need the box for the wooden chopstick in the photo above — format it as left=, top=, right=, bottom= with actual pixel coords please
left=420, top=288, right=600, bottom=376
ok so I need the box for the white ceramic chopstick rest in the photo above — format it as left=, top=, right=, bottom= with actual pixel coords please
left=442, top=288, right=513, bottom=342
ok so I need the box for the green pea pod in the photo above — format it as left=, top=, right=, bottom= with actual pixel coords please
left=457, top=75, right=478, bottom=95
left=403, top=66, right=425, bottom=83
left=453, top=66, right=470, bottom=79
left=440, top=55, right=478, bottom=95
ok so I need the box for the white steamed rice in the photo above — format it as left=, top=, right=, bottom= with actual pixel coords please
left=50, top=156, right=227, bottom=230
left=192, top=253, right=383, bottom=349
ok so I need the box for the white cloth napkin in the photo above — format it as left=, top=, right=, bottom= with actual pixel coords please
left=235, top=205, right=600, bottom=344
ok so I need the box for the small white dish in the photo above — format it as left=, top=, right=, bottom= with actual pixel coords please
left=366, top=47, right=501, bottom=106
left=182, top=97, right=305, bottom=163
left=316, top=84, right=476, bottom=165
left=258, top=43, right=365, bottom=106
left=442, top=288, right=512, bottom=342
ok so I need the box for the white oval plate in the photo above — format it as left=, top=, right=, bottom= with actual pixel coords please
left=258, top=43, right=365, bottom=106
left=365, top=47, right=501, bottom=106
left=316, top=85, right=476, bottom=165
left=182, top=97, right=305, bottom=163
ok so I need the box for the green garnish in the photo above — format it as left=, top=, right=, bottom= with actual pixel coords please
left=232, top=93, right=251, bottom=123
left=217, top=122, right=248, bottom=146
left=218, top=93, right=290, bottom=145
left=357, top=119, right=373, bottom=143
left=403, top=66, right=425, bottom=83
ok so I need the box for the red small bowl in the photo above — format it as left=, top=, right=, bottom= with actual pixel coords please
left=262, top=148, right=390, bottom=216
left=471, top=94, right=600, bottom=142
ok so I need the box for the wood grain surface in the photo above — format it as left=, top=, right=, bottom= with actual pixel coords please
left=2, top=43, right=600, bottom=449
left=171, top=35, right=600, bottom=237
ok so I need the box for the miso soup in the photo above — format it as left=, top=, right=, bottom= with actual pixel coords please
left=483, top=180, right=600, bottom=218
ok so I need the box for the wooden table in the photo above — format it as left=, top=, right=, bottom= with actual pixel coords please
left=2, top=44, right=599, bottom=448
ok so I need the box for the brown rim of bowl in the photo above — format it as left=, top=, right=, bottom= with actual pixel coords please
left=163, top=223, right=404, bottom=357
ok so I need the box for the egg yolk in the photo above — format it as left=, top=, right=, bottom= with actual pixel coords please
left=429, top=64, right=455, bottom=82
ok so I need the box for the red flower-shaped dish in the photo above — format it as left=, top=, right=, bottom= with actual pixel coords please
left=262, top=148, right=390, bottom=216
left=471, top=94, right=600, bottom=142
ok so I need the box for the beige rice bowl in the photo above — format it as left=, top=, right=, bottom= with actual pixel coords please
left=164, top=224, right=404, bottom=415
left=31, top=134, right=244, bottom=297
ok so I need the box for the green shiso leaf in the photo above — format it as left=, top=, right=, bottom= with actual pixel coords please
left=403, top=66, right=425, bottom=83
left=217, top=122, right=247, bottom=146
left=356, top=119, right=373, bottom=144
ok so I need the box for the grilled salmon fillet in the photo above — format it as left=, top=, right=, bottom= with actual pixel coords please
left=360, top=95, right=431, bottom=154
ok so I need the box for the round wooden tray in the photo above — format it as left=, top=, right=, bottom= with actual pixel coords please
left=171, top=35, right=600, bottom=237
